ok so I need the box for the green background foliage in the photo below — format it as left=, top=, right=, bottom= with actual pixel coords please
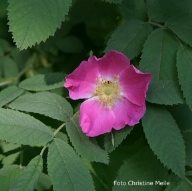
left=0, top=0, right=191, bottom=190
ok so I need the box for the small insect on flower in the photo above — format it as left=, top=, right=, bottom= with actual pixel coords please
left=64, top=50, right=152, bottom=137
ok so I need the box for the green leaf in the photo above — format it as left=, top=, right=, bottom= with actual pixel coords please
left=1, top=141, right=20, bottom=152
left=104, top=127, right=133, bottom=152
left=54, top=130, right=69, bottom=143
left=35, top=173, right=52, bottom=191
left=119, top=0, right=147, bottom=21
left=142, top=105, right=185, bottom=177
left=9, top=92, right=73, bottom=122
left=0, top=86, right=24, bottom=107
left=66, top=114, right=109, bottom=163
left=55, top=36, right=83, bottom=53
left=112, top=147, right=168, bottom=191
left=1, top=142, right=20, bottom=166
left=1, top=57, right=18, bottom=78
left=0, top=57, right=18, bottom=79
left=0, top=47, right=3, bottom=57
left=0, top=0, right=8, bottom=19
left=140, top=28, right=178, bottom=81
left=0, top=108, right=53, bottom=145
left=8, top=0, right=72, bottom=49
left=146, top=0, right=192, bottom=22
left=186, top=171, right=192, bottom=176
left=0, top=39, right=11, bottom=52
left=0, top=165, right=21, bottom=191
left=19, top=73, right=65, bottom=91
left=104, top=0, right=123, bottom=4
left=182, top=131, right=192, bottom=167
left=177, top=47, right=192, bottom=110
left=47, top=138, right=95, bottom=191
left=0, top=60, right=3, bottom=78
left=165, top=177, right=192, bottom=191
left=167, top=13, right=192, bottom=47
left=170, top=104, right=192, bottom=132
left=147, top=80, right=183, bottom=105
left=11, top=156, right=43, bottom=191
left=2, top=152, right=20, bottom=166
left=105, top=19, right=152, bottom=59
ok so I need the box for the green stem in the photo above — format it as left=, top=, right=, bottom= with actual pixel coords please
left=185, top=177, right=192, bottom=186
left=0, top=68, right=27, bottom=87
left=0, top=58, right=34, bottom=87
left=19, top=147, right=24, bottom=168
left=0, top=78, right=16, bottom=87
left=147, top=20, right=185, bottom=49
left=111, top=132, right=115, bottom=147
left=40, top=145, right=47, bottom=156
left=147, top=21, right=165, bottom=28
left=166, top=27, right=184, bottom=49
left=40, top=123, right=66, bottom=156
left=53, top=123, right=66, bottom=137
left=16, top=67, right=28, bottom=80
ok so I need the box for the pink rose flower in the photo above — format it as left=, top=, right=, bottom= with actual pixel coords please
left=64, top=50, right=152, bottom=137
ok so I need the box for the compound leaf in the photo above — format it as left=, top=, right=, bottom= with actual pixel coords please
left=66, top=114, right=109, bottom=163
left=140, top=28, right=178, bottom=81
left=0, top=86, right=24, bottom=107
left=47, top=138, right=95, bottom=191
left=142, top=105, right=185, bottom=177
left=177, top=47, right=192, bottom=110
left=166, top=13, right=192, bottom=47
left=11, top=156, right=43, bottom=191
left=146, top=0, right=192, bottom=22
left=105, top=19, right=152, bottom=59
left=19, top=73, right=65, bottom=91
left=147, top=80, right=183, bottom=105
left=0, top=108, right=53, bottom=145
left=9, top=92, right=73, bottom=122
left=112, top=148, right=168, bottom=191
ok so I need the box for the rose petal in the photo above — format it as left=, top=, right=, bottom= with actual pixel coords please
left=64, top=61, right=99, bottom=99
left=112, top=97, right=146, bottom=129
left=79, top=98, right=115, bottom=137
left=119, top=65, right=152, bottom=106
left=88, top=50, right=130, bottom=79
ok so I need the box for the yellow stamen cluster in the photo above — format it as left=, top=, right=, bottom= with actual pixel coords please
left=93, top=75, right=121, bottom=108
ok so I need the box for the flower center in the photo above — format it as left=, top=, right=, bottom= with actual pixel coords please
left=93, top=76, right=121, bottom=108
left=104, top=86, right=113, bottom=95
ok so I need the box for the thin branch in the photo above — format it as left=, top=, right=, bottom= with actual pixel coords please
left=53, top=123, right=66, bottom=137
left=147, top=21, right=165, bottom=28
left=19, top=146, right=24, bottom=168
left=40, top=123, right=66, bottom=156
